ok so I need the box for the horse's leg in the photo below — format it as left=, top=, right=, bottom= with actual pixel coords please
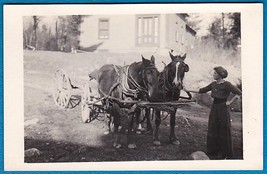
left=127, top=105, right=138, bottom=149
left=104, top=114, right=113, bottom=135
left=153, top=110, right=161, bottom=146
left=145, top=108, right=153, bottom=134
left=127, top=112, right=137, bottom=149
left=170, top=109, right=180, bottom=145
left=112, top=103, right=122, bottom=148
left=135, top=108, right=142, bottom=134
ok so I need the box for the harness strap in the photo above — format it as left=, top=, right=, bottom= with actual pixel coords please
left=162, top=69, right=172, bottom=92
left=121, top=66, right=139, bottom=98
left=128, top=71, right=148, bottom=92
left=140, top=66, right=157, bottom=90
left=113, top=64, right=152, bottom=99
left=159, top=65, right=184, bottom=101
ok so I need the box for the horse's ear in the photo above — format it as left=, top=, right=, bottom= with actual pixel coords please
left=151, top=55, right=155, bottom=64
left=184, top=64, right=189, bottom=72
left=181, top=53, right=187, bottom=61
left=169, top=51, right=175, bottom=61
left=141, top=55, right=145, bottom=62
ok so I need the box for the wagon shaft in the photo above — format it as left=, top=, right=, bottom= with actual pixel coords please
left=137, top=100, right=196, bottom=112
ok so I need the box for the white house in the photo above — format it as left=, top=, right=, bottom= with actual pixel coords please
left=80, top=13, right=196, bottom=55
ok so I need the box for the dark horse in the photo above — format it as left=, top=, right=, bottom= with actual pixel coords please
left=152, top=51, right=189, bottom=146
left=90, top=55, right=159, bottom=148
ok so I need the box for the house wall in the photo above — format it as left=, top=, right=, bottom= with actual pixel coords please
left=166, top=14, right=187, bottom=54
left=185, top=31, right=196, bottom=53
left=134, top=14, right=167, bottom=54
left=80, top=14, right=194, bottom=55
left=80, top=15, right=136, bottom=52
left=157, top=14, right=167, bottom=55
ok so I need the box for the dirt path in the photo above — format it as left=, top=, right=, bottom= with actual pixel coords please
left=24, top=51, right=243, bottom=162
left=24, top=81, right=242, bottom=162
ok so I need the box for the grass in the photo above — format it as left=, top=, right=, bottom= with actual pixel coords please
left=24, top=47, right=242, bottom=108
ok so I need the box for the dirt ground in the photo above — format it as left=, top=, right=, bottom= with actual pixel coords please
left=24, top=51, right=243, bottom=162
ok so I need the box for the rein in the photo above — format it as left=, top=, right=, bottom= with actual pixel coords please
left=140, top=66, right=157, bottom=90
left=161, top=68, right=173, bottom=92
left=114, top=64, right=156, bottom=99
left=127, top=67, right=148, bottom=94
left=127, top=64, right=157, bottom=96
left=160, top=63, right=179, bottom=93
left=159, top=61, right=191, bottom=100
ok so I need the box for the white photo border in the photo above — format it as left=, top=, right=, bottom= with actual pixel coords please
left=4, top=3, right=263, bottom=171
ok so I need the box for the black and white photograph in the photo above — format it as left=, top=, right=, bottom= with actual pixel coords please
left=4, top=4, right=263, bottom=171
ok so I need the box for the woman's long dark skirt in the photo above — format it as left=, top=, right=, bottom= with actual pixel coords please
left=206, top=102, right=233, bottom=159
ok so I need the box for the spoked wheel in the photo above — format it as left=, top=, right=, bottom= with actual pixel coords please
left=81, top=82, right=93, bottom=123
left=52, top=69, right=80, bottom=109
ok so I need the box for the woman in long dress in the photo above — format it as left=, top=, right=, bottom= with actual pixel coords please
left=185, top=66, right=242, bottom=159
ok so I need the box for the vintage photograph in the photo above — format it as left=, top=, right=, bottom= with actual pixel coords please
left=4, top=4, right=263, bottom=171
left=23, top=12, right=243, bottom=162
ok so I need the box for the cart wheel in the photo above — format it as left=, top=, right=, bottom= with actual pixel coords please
left=81, top=82, right=91, bottom=123
left=81, top=103, right=91, bottom=123
left=52, top=69, right=81, bottom=109
left=52, top=69, right=71, bottom=109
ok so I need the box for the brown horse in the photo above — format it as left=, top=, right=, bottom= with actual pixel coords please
left=91, top=55, right=159, bottom=148
left=140, top=51, right=189, bottom=145
left=153, top=51, right=189, bottom=145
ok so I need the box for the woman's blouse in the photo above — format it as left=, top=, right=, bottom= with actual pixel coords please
left=199, top=81, right=242, bottom=99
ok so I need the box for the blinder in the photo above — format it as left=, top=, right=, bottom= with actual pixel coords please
left=141, top=65, right=158, bottom=90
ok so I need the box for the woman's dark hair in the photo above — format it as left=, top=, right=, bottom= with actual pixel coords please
left=214, top=66, right=228, bottom=79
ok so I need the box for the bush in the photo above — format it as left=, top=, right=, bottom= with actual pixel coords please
left=184, top=37, right=242, bottom=110
left=188, top=38, right=241, bottom=68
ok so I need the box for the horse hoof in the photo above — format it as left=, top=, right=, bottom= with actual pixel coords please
left=103, top=131, right=110, bottom=135
left=113, top=143, right=122, bottom=149
left=128, top=144, right=137, bottom=149
left=153, top=141, right=161, bottom=146
left=171, top=140, right=180, bottom=145
left=136, top=130, right=142, bottom=134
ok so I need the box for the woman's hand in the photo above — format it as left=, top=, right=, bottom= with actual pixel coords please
left=183, top=86, right=188, bottom=92
left=183, top=87, right=199, bottom=93
left=226, top=95, right=240, bottom=107
left=226, top=101, right=231, bottom=107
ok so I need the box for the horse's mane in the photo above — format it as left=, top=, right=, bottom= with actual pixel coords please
left=157, top=60, right=183, bottom=101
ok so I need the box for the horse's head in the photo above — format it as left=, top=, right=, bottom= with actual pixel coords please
left=167, top=51, right=189, bottom=90
left=140, top=55, right=159, bottom=101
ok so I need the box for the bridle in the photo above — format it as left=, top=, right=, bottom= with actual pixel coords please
left=129, top=64, right=157, bottom=95
left=120, top=63, right=157, bottom=99
left=159, top=60, right=187, bottom=100
left=165, top=61, right=184, bottom=90
left=140, top=65, right=158, bottom=91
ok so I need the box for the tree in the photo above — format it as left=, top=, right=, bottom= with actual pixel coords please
left=23, top=15, right=86, bottom=51
left=32, top=16, right=42, bottom=48
left=207, top=13, right=241, bottom=50
left=23, top=23, right=33, bottom=48
left=56, top=15, right=85, bottom=52
left=228, top=13, right=241, bottom=40
left=186, top=14, right=203, bottom=32
left=66, top=15, right=84, bottom=51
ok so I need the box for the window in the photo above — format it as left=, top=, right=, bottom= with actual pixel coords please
left=181, top=35, right=185, bottom=45
left=175, top=31, right=179, bottom=42
left=136, top=15, right=159, bottom=46
left=99, top=19, right=109, bottom=39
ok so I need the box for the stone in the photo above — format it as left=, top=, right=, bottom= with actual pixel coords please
left=25, top=148, right=41, bottom=157
left=189, top=151, right=210, bottom=160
